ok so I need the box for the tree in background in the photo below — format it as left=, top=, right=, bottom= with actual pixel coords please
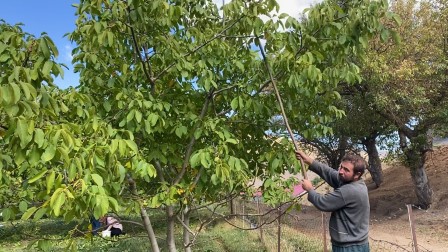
left=299, top=91, right=394, bottom=188
left=354, top=0, right=448, bottom=209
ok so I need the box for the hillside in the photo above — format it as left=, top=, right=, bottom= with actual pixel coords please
left=367, top=145, right=448, bottom=251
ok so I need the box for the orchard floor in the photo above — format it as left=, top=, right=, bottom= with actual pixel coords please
left=365, top=145, right=448, bottom=252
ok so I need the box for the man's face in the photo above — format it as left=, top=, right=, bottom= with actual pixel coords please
left=338, top=161, right=359, bottom=183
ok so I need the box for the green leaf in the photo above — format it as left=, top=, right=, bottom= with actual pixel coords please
left=1, top=86, right=12, bottom=104
left=41, top=144, right=56, bottom=162
left=92, top=116, right=99, bottom=131
left=9, top=82, right=21, bottom=104
left=60, top=102, right=69, bottom=112
left=108, top=197, right=119, bottom=212
left=110, top=139, right=119, bottom=154
left=28, top=170, right=48, bottom=184
left=103, top=101, right=111, bottom=112
left=53, top=192, right=66, bottom=216
left=0, top=54, right=9, bottom=63
left=19, top=201, right=28, bottom=212
left=39, top=38, right=50, bottom=58
left=125, top=139, right=138, bottom=153
left=68, top=163, right=76, bottom=180
left=359, top=36, right=368, bottom=48
left=19, top=81, right=31, bottom=100
left=200, top=153, right=211, bottom=168
left=14, top=149, right=26, bottom=165
left=50, top=188, right=62, bottom=207
left=42, top=61, right=53, bottom=76
left=225, top=138, right=238, bottom=144
left=118, top=140, right=126, bottom=156
left=17, top=119, right=32, bottom=147
left=34, top=128, right=45, bottom=148
left=338, top=35, right=346, bottom=45
left=278, top=13, right=289, bottom=19
left=272, top=158, right=280, bottom=170
left=149, top=113, right=159, bottom=126
left=190, top=152, right=200, bottom=168
left=65, top=189, right=75, bottom=199
left=135, top=110, right=142, bottom=123
left=127, top=109, right=135, bottom=122
left=100, top=196, right=109, bottom=214
left=2, top=208, right=13, bottom=221
left=118, top=165, right=126, bottom=182
left=34, top=207, right=48, bottom=220
left=94, top=22, right=102, bottom=34
left=91, top=174, right=103, bottom=187
left=392, top=13, right=402, bottom=26
left=21, top=207, right=37, bottom=220
left=37, top=240, right=51, bottom=251
left=211, top=174, right=218, bottom=185
left=44, top=36, right=59, bottom=57
left=235, top=158, right=242, bottom=171
left=231, top=97, right=238, bottom=110
left=107, top=31, right=114, bottom=46
left=93, top=203, right=102, bottom=219
left=46, top=170, right=55, bottom=194
left=61, top=130, right=74, bottom=148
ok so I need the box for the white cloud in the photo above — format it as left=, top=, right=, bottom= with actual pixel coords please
left=210, top=0, right=322, bottom=51
left=275, top=0, right=321, bottom=19
left=63, top=44, right=73, bottom=63
left=213, top=0, right=321, bottom=18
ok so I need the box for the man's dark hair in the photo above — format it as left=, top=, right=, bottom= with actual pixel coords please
left=341, top=154, right=367, bottom=176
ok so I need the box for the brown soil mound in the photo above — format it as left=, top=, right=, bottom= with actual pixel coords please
left=367, top=145, right=448, bottom=251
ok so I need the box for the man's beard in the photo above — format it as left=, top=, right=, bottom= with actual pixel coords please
left=340, top=174, right=356, bottom=183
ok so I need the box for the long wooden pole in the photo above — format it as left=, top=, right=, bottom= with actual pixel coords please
left=322, top=212, right=328, bottom=252
left=258, top=43, right=308, bottom=179
left=277, top=206, right=281, bottom=252
left=407, top=204, right=419, bottom=252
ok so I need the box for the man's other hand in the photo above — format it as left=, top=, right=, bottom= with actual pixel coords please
left=301, top=179, right=314, bottom=191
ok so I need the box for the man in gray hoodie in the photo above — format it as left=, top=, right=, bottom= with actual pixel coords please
left=295, top=150, right=370, bottom=252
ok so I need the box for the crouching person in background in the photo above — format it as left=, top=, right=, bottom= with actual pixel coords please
left=100, top=215, right=124, bottom=237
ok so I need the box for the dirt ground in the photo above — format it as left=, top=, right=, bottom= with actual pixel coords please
left=366, top=145, right=448, bottom=251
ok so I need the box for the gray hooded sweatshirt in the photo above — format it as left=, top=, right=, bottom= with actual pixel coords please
left=307, top=161, right=370, bottom=246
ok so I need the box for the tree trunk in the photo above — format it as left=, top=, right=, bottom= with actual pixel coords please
left=404, top=130, right=434, bottom=209
left=326, top=137, right=347, bottom=169
left=229, top=197, right=235, bottom=215
left=166, top=206, right=177, bottom=252
left=140, top=206, right=160, bottom=252
left=409, top=157, right=433, bottom=209
left=364, top=137, right=383, bottom=187
left=127, top=174, right=160, bottom=251
left=182, top=206, right=192, bottom=252
left=336, top=136, right=348, bottom=168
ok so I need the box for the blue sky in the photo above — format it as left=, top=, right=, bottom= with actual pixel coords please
left=0, top=1, right=79, bottom=89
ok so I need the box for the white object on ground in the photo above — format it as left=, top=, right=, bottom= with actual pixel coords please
left=101, top=230, right=111, bottom=238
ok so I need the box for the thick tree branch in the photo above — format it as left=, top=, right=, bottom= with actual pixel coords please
left=174, top=88, right=215, bottom=184
left=125, top=4, right=155, bottom=92
left=153, top=161, right=166, bottom=182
